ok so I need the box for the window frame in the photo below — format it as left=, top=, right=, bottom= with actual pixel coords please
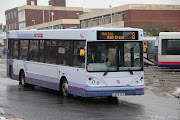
left=8, top=39, right=86, bottom=68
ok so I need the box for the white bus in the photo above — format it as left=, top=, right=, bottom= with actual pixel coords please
left=158, top=32, right=180, bottom=68
left=7, top=28, right=144, bottom=97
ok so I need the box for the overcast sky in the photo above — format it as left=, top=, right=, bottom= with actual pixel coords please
left=0, top=0, right=180, bottom=24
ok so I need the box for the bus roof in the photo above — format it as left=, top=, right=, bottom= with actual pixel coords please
left=7, top=27, right=143, bottom=41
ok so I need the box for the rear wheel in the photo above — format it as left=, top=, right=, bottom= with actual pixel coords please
left=61, top=79, right=71, bottom=97
left=20, top=71, right=27, bottom=87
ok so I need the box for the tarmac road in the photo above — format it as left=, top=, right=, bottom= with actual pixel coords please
left=0, top=59, right=180, bottom=120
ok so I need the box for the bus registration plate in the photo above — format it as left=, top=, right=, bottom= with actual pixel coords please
left=112, top=93, right=125, bottom=97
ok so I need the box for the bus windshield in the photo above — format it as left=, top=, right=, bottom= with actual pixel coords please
left=87, top=41, right=143, bottom=72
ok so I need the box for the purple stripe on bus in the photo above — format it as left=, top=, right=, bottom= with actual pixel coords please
left=26, top=77, right=59, bottom=85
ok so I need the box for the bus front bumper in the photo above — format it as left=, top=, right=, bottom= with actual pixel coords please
left=84, top=86, right=144, bottom=97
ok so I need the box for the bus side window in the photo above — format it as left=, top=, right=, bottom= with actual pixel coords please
left=29, top=40, right=39, bottom=62
left=20, top=40, right=28, bottom=60
left=13, top=40, right=19, bottom=59
left=46, top=40, right=57, bottom=64
left=73, top=41, right=85, bottom=68
left=58, top=41, right=72, bottom=66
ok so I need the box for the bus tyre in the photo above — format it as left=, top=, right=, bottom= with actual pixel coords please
left=61, top=79, right=71, bottom=97
left=20, top=71, right=27, bottom=87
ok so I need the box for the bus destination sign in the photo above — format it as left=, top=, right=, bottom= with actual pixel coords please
left=97, top=31, right=138, bottom=40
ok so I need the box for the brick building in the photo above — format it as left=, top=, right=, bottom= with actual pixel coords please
left=5, top=0, right=95, bottom=30
left=80, top=4, right=180, bottom=31
left=49, top=0, right=66, bottom=7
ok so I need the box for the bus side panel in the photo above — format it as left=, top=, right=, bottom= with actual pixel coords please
left=25, top=73, right=59, bottom=91
left=57, top=66, right=86, bottom=96
left=68, top=81, right=86, bottom=97
left=7, top=59, right=14, bottom=79
left=154, top=46, right=158, bottom=66
left=25, top=62, right=60, bottom=90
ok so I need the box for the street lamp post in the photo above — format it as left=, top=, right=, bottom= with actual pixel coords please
left=110, top=5, right=112, bottom=27
left=32, top=20, right=35, bottom=29
left=49, top=5, right=52, bottom=29
left=51, top=12, right=54, bottom=29
left=76, top=13, right=80, bottom=28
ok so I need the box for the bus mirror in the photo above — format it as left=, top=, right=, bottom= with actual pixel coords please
left=80, top=49, right=85, bottom=56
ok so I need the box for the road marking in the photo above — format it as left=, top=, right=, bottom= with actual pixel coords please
left=9, top=119, right=24, bottom=120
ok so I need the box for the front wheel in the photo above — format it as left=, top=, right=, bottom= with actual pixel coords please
left=61, top=79, right=71, bottom=97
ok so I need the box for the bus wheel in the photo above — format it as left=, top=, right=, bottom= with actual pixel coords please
left=61, top=79, right=71, bottom=97
left=20, top=71, right=27, bottom=87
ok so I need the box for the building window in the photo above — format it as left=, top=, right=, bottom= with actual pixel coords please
left=6, top=14, right=8, bottom=20
left=12, top=24, right=14, bottom=30
left=31, top=1, right=35, bottom=5
left=14, top=23, right=17, bottom=29
left=122, top=12, right=124, bottom=21
left=9, top=24, right=11, bottom=30
left=8, top=13, right=10, bottom=19
left=14, top=11, right=16, bottom=18
left=11, top=12, right=13, bottom=19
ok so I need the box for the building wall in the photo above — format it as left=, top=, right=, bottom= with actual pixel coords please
left=26, top=19, right=80, bottom=30
left=49, top=0, right=66, bottom=7
left=5, top=8, right=19, bottom=30
left=124, top=10, right=180, bottom=31
left=80, top=4, right=180, bottom=31
left=25, top=9, right=83, bottom=27
left=27, top=0, right=37, bottom=5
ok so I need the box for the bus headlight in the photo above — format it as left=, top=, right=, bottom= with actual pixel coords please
left=97, top=81, right=100, bottom=85
left=87, top=77, right=106, bottom=86
left=92, top=80, right=95, bottom=84
left=132, top=76, right=144, bottom=85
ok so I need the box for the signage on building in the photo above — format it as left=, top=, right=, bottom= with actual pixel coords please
left=0, top=24, right=3, bottom=29
left=64, top=26, right=79, bottom=29
left=0, top=29, right=3, bottom=40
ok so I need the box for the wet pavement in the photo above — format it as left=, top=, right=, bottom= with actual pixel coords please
left=0, top=59, right=180, bottom=120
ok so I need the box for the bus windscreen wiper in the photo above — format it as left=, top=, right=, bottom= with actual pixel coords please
left=103, top=64, right=112, bottom=76
left=103, top=68, right=109, bottom=76
left=127, top=67, right=133, bottom=75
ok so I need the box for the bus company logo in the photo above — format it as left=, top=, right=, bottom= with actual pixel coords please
left=34, top=34, right=43, bottom=38
left=80, top=33, right=84, bottom=38
left=116, top=80, right=120, bottom=84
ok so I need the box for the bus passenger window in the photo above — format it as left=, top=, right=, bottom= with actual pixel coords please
left=46, top=40, right=57, bottom=64
left=29, top=40, right=39, bottom=62
left=73, top=41, right=85, bottom=68
left=13, top=40, right=19, bottom=59
left=58, top=41, right=73, bottom=66
left=20, top=40, right=28, bottom=60
left=39, top=40, right=45, bottom=62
